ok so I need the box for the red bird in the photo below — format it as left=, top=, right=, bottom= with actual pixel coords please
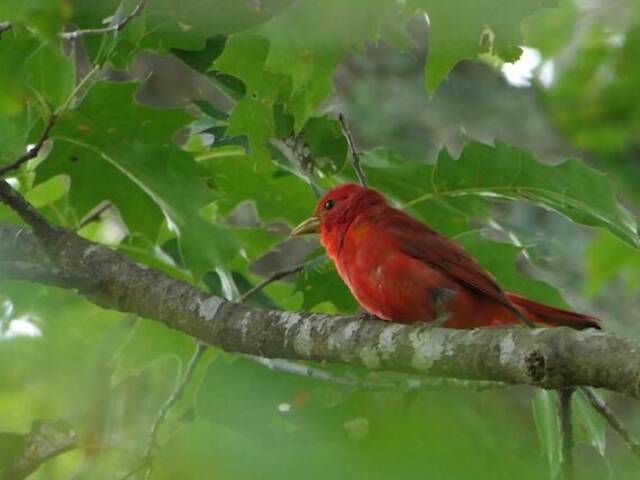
left=291, top=183, right=600, bottom=330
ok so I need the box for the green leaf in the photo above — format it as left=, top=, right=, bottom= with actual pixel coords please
left=70, top=0, right=292, bottom=54
left=0, top=26, right=74, bottom=163
left=256, top=0, right=401, bottom=129
left=532, top=389, right=561, bottom=480
left=396, top=143, right=638, bottom=247
left=294, top=255, right=358, bottom=313
left=0, top=0, right=70, bottom=39
left=584, top=231, right=640, bottom=297
left=37, top=81, right=238, bottom=277
left=522, top=0, right=576, bottom=57
left=408, top=0, right=553, bottom=92
left=24, top=175, right=69, bottom=208
left=198, top=151, right=316, bottom=226
left=0, top=432, right=25, bottom=470
left=356, top=148, right=489, bottom=236
left=573, top=389, right=606, bottom=456
left=456, top=231, right=566, bottom=306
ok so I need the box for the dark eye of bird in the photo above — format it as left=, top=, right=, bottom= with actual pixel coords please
left=323, top=199, right=335, bottom=211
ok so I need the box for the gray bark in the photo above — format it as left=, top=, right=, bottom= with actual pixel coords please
left=2, top=221, right=640, bottom=399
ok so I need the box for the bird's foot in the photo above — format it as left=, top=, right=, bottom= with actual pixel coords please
left=427, top=312, right=450, bottom=329
left=355, top=308, right=382, bottom=322
left=427, top=287, right=455, bottom=328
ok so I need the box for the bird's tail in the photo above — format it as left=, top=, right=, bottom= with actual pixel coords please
left=506, top=292, right=601, bottom=330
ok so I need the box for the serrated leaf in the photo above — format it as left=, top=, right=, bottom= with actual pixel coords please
left=198, top=151, right=316, bottom=225
left=377, top=142, right=638, bottom=247
left=37, top=81, right=238, bottom=277
left=355, top=148, right=489, bottom=236
left=256, top=0, right=401, bottom=129
left=0, top=26, right=74, bottom=163
left=408, top=0, right=553, bottom=92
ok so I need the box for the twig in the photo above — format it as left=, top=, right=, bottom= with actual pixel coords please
left=121, top=340, right=207, bottom=480
left=76, top=202, right=112, bottom=230
left=270, top=138, right=325, bottom=198
left=558, top=388, right=575, bottom=480
left=2, top=420, right=78, bottom=480
left=239, top=262, right=309, bottom=303
left=338, top=113, right=367, bottom=187
left=60, top=0, right=148, bottom=40
left=245, top=355, right=505, bottom=392
left=580, top=386, right=640, bottom=459
left=123, top=261, right=312, bottom=478
left=0, top=114, right=57, bottom=178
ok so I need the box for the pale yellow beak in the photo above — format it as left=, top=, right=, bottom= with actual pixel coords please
left=290, top=216, right=321, bottom=237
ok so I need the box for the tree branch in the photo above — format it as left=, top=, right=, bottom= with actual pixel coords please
left=59, top=0, right=148, bottom=40
left=1, top=420, right=77, bottom=480
left=1, top=222, right=640, bottom=399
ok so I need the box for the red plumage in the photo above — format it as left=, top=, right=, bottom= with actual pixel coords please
left=292, top=183, right=600, bottom=330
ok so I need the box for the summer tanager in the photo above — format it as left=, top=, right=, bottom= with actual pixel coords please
left=291, top=183, right=600, bottom=330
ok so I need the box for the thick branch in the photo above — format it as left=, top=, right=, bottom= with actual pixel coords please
left=1, top=222, right=640, bottom=398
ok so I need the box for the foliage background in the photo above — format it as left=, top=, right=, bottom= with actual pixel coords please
left=1, top=0, right=640, bottom=478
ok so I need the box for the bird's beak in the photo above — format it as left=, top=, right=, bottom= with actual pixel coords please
left=290, top=216, right=321, bottom=237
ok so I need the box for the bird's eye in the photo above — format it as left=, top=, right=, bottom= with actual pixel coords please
left=323, top=199, right=335, bottom=211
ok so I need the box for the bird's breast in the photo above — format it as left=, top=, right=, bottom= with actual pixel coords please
left=332, top=226, right=456, bottom=323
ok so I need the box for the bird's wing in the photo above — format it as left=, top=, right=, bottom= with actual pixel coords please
left=377, top=210, right=511, bottom=307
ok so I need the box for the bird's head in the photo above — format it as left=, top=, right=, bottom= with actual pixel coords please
left=291, top=184, right=386, bottom=248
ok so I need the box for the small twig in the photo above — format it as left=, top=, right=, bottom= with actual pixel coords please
left=60, top=0, right=148, bottom=40
left=0, top=64, right=99, bottom=180
left=580, top=386, right=640, bottom=459
left=239, top=262, right=309, bottom=303
left=269, top=138, right=325, bottom=198
left=245, top=355, right=505, bottom=392
left=2, top=420, right=78, bottom=480
left=338, top=113, right=367, bottom=187
left=558, top=388, right=575, bottom=480
left=121, top=340, right=207, bottom=480
left=0, top=114, right=57, bottom=178
left=76, top=202, right=112, bottom=230
left=146, top=341, right=206, bottom=455
left=125, top=261, right=314, bottom=478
